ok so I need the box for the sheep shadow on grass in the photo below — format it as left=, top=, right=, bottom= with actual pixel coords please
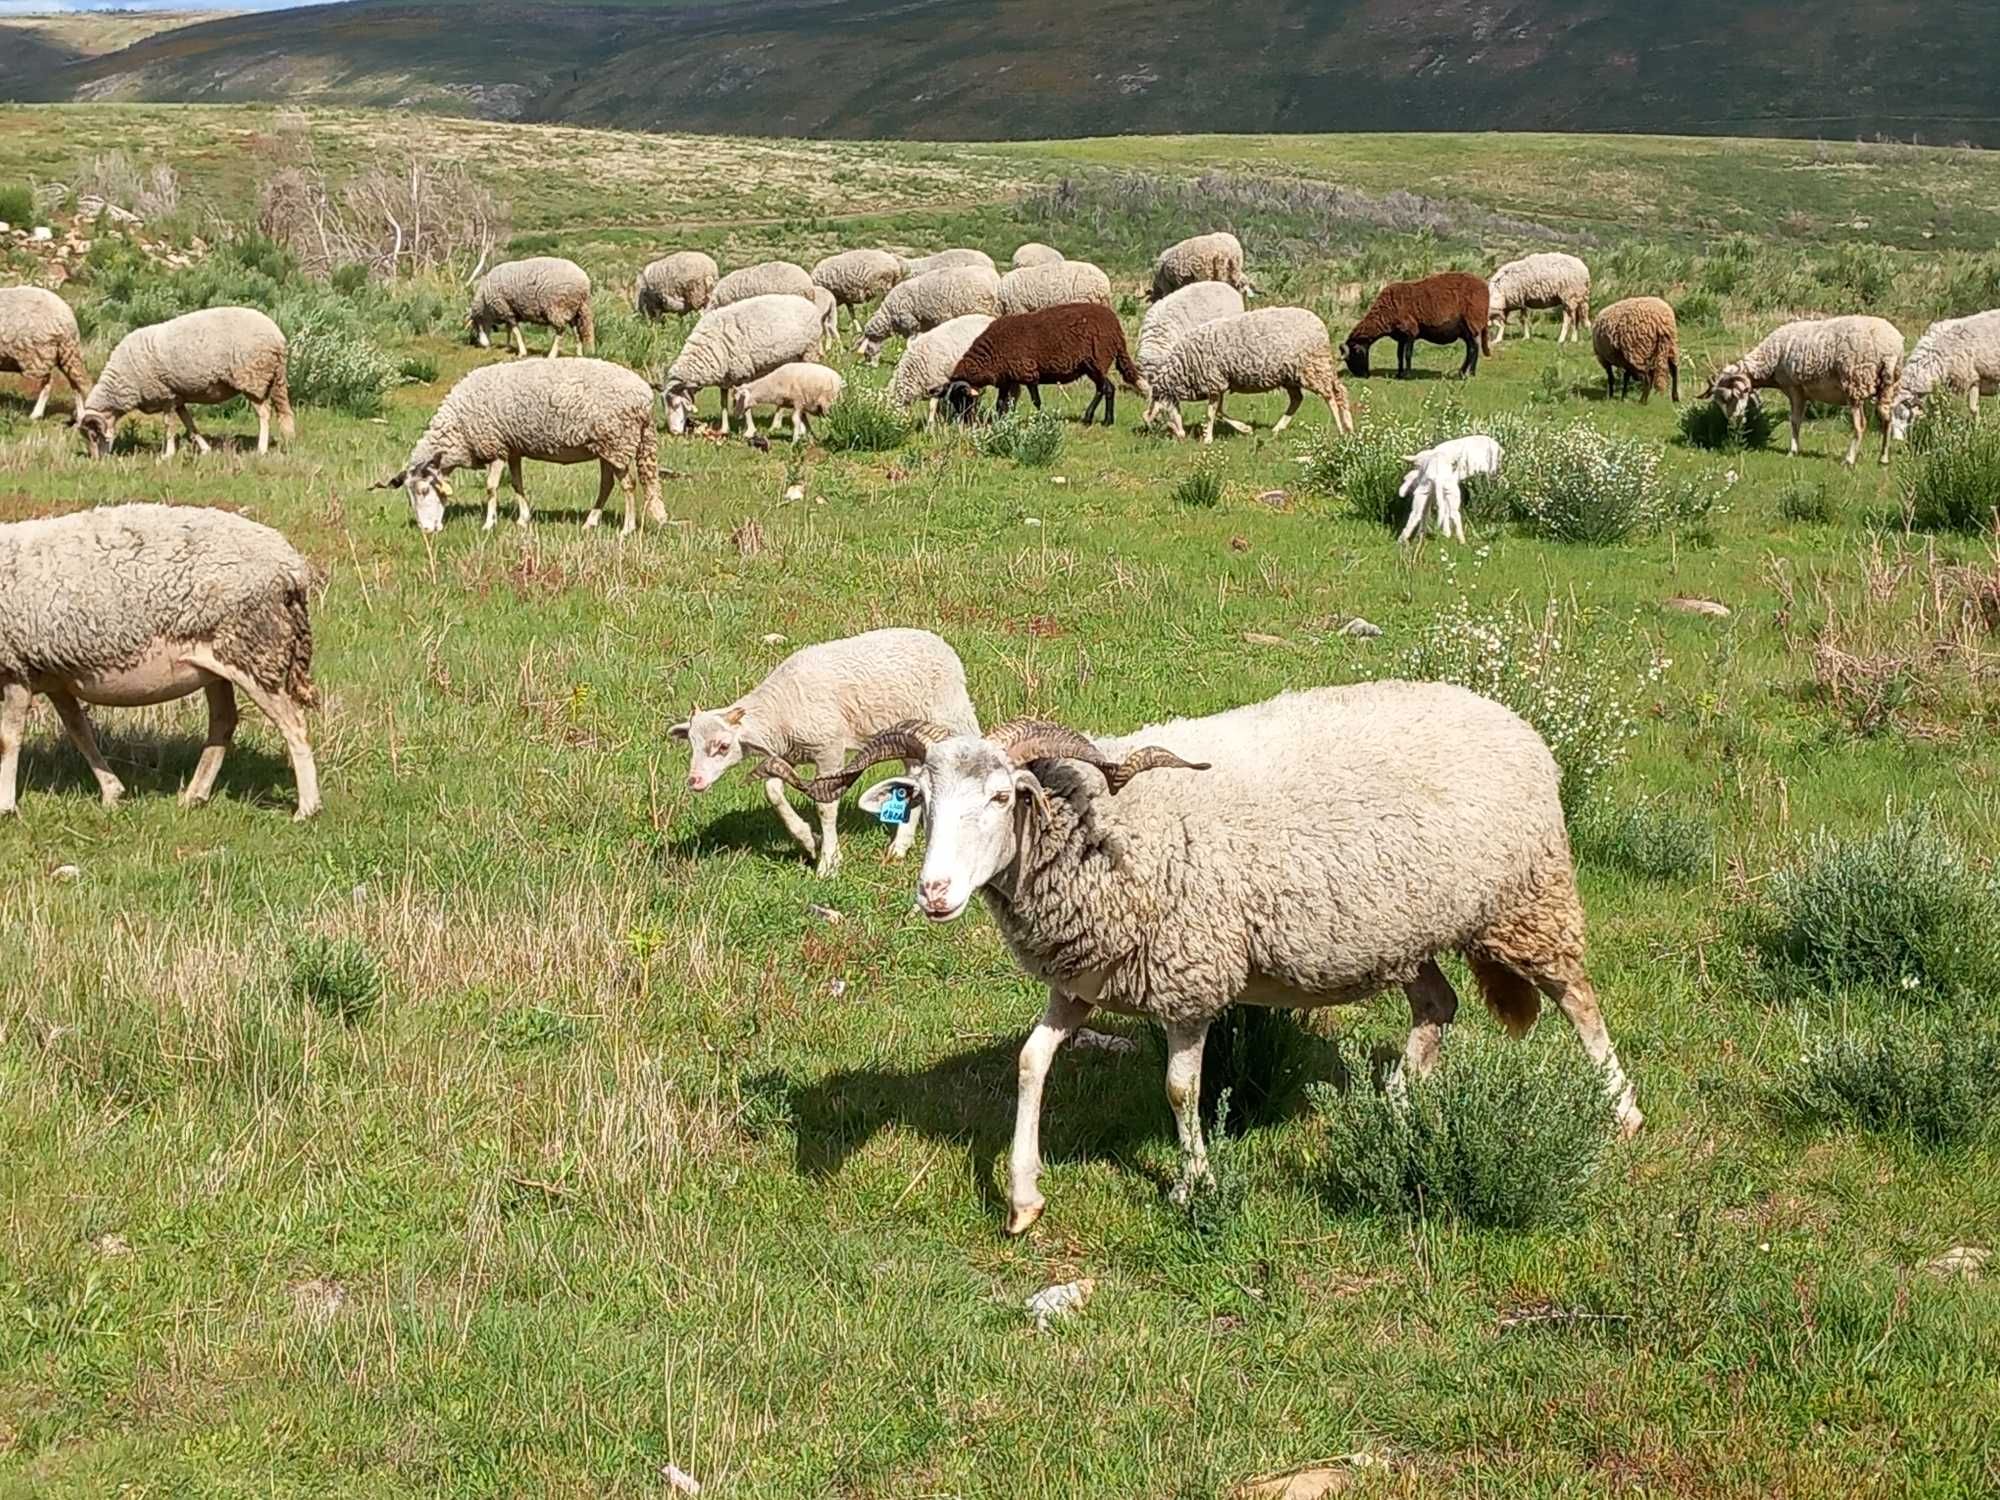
left=14, top=725, right=295, bottom=815
left=668, top=802, right=910, bottom=867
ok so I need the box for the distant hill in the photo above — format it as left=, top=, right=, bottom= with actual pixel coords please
left=15, top=0, right=2000, bottom=147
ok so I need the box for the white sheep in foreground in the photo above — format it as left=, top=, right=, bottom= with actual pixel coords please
left=1149, top=232, right=1253, bottom=302
left=0, top=286, right=90, bottom=420
left=634, top=251, right=719, bottom=319
left=1137, top=281, right=1246, bottom=424
left=468, top=256, right=594, bottom=357
left=671, top=629, right=979, bottom=878
left=1487, top=252, right=1592, bottom=345
left=1, top=504, right=320, bottom=820
left=769, top=683, right=1642, bottom=1232
left=898, top=248, right=996, bottom=278
left=855, top=265, right=1004, bottom=364
left=726, top=361, right=846, bottom=442
left=1889, top=309, right=2000, bottom=440
left=1398, top=435, right=1503, bottom=544
left=997, top=259, right=1114, bottom=317
left=664, top=294, right=826, bottom=436
left=710, top=260, right=816, bottom=311
left=1706, top=314, right=1905, bottom=466
left=1011, top=243, right=1063, bottom=270
left=1145, top=306, right=1353, bottom=441
left=810, top=250, right=905, bottom=330
left=78, top=306, right=292, bottom=459
left=887, top=313, right=995, bottom=427
left=375, top=358, right=664, bottom=535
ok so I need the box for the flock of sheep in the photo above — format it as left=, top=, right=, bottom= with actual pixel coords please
left=3, top=218, right=1997, bottom=1231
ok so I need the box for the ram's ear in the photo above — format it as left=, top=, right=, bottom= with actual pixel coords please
left=434, top=473, right=454, bottom=499
left=858, top=777, right=921, bottom=816
left=372, top=470, right=408, bottom=490
left=1012, top=768, right=1052, bottom=829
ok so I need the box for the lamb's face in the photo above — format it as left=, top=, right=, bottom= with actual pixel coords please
left=670, top=706, right=750, bottom=791
left=860, top=739, right=1031, bottom=922
left=1888, top=395, right=1923, bottom=442
left=664, top=387, right=696, bottom=436
left=1710, top=371, right=1754, bottom=420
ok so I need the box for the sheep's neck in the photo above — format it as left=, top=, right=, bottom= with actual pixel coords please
left=981, top=788, right=1138, bottom=997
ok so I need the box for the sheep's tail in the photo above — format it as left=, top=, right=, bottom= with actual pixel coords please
left=636, top=411, right=663, bottom=524
left=1478, top=322, right=1493, bottom=357
left=1467, top=954, right=1542, bottom=1038
left=271, top=360, right=296, bottom=438
left=576, top=298, right=597, bottom=355
left=59, top=339, right=91, bottom=398
left=282, top=573, right=318, bottom=709
left=1114, top=342, right=1144, bottom=392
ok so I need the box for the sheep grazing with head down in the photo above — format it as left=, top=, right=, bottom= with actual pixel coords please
left=78, top=306, right=292, bottom=459
left=997, top=260, right=1113, bottom=318
left=1488, top=252, right=1593, bottom=345
left=943, top=302, right=1147, bottom=426
left=0, top=286, right=90, bottom=421
left=1149, top=232, right=1253, bottom=302
left=635, top=251, right=719, bottom=320
left=898, top=248, right=996, bottom=279
left=1, top=503, right=320, bottom=820
left=810, top=250, right=904, bottom=332
left=726, top=361, right=845, bottom=443
left=467, top=257, right=595, bottom=358
left=1705, top=314, right=1904, bottom=466
left=663, top=294, right=826, bottom=436
left=1137, top=281, right=1245, bottom=425
left=672, top=628, right=979, bottom=878
left=1011, top=243, right=1063, bottom=270
left=1344, top=273, right=1491, bottom=379
left=1592, top=297, right=1680, bottom=403
left=1889, top=309, right=2000, bottom=441
left=768, top=682, right=1643, bottom=1233
left=855, top=265, right=1004, bottom=364
left=888, top=313, right=994, bottom=428
left=1146, top=306, right=1352, bottom=442
left=710, top=260, right=816, bottom=312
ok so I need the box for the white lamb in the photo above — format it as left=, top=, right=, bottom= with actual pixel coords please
left=1889, top=309, right=2000, bottom=441
left=726, top=362, right=846, bottom=442
left=1398, top=435, right=1503, bottom=544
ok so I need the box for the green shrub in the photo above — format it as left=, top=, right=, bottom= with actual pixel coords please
left=1779, top=1014, right=2000, bottom=1146
left=1171, top=456, right=1223, bottom=508
left=391, top=283, right=454, bottom=337
left=977, top=407, right=1065, bottom=467
left=1182, top=1008, right=1321, bottom=1129
left=589, top=298, right=677, bottom=377
left=1777, top=475, right=1837, bottom=524
left=1673, top=289, right=1723, bottom=326
left=0, top=183, right=33, bottom=225
left=286, top=317, right=396, bottom=417
left=1491, top=417, right=1709, bottom=544
left=397, top=354, right=439, bottom=385
left=284, top=935, right=384, bottom=1026
left=1678, top=395, right=1776, bottom=453
left=1300, top=387, right=1477, bottom=527
left=329, top=263, right=372, bottom=296
left=1313, top=1029, right=1615, bottom=1229
left=1576, top=796, right=1710, bottom=881
left=1526, top=363, right=1571, bottom=406
left=507, top=231, right=561, bottom=256
left=1900, top=405, right=2000, bottom=533
left=818, top=387, right=912, bottom=453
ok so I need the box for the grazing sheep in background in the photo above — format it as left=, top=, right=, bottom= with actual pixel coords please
left=943, top=302, right=1147, bottom=426
left=1137, top=281, right=1245, bottom=425
left=810, top=250, right=905, bottom=331
left=468, top=256, right=595, bottom=358
left=0, top=286, right=90, bottom=421
left=1488, top=252, right=1593, bottom=345
left=898, top=248, right=996, bottom=279
left=1592, top=297, right=1681, bottom=403
left=1149, top=232, right=1254, bottom=302
left=78, top=307, right=292, bottom=459
left=1147, top=306, right=1352, bottom=442
left=374, top=358, right=664, bottom=535
left=634, top=251, right=719, bottom=320
left=997, top=260, right=1114, bottom=317
left=887, top=313, right=995, bottom=428
left=663, top=294, right=826, bottom=437
left=1889, top=309, right=2000, bottom=440
left=671, top=628, right=979, bottom=878
left=1011, top=242, right=1064, bottom=270
left=1, top=504, right=320, bottom=820
left=855, top=265, right=1004, bottom=364
left=1706, top=314, right=1904, bottom=466
left=1398, top=435, right=1503, bottom=543
left=710, top=260, right=816, bottom=311
left=1344, top=273, right=1491, bottom=379
left=726, top=361, right=846, bottom=442
left=770, top=683, right=1642, bottom=1232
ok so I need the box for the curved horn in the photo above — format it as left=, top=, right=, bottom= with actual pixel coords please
left=985, top=718, right=1210, bottom=793
left=760, top=719, right=956, bottom=803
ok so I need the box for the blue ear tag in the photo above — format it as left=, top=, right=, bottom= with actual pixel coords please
left=877, top=786, right=911, bottom=826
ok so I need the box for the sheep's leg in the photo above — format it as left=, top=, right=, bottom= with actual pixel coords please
left=1876, top=397, right=1894, bottom=466
left=790, top=405, right=807, bottom=443
left=161, top=419, right=177, bottom=460
left=1271, top=385, right=1305, bottom=434
left=1396, top=959, right=1462, bottom=1081
left=177, top=406, right=210, bottom=455
left=1006, top=988, right=1093, bottom=1235
left=717, top=388, right=733, bottom=436
left=1459, top=336, right=1479, bottom=378
left=509, top=455, right=531, bottom=527
left=45, top=689, right=124, bottom=807
left=1399, top=482, right=1430, bottom=543
left=763, top=776, right=818, bottom=860
left=1786, top=390, right=1805, bottom=456
left=182, top=680, right=238, bottom=806
left=254, top=400, right=272, bottom=454
left=181, top=647, right=320, bottom=820
left=482, top=459, right=505, bottom=530
left=924, top=396, right=938, bottom=429
left=585, top=460, right=616, bottom=529
left=1970, top=387, right=1982, bottom=419
left=510, top=323, right=528, bottom=359
left=1540, top=965, right=1640, bottom=1138
left=1164, top=1017, right=1215, bottom=1205
left=28, top=375, right=52, bottom=422
left=1200, top=400, right=1219, bottom=444
left=546, top=328, right=562, bottom=359
left=813, top=798, right=842, bottom=878
left=1441, top=477, right=1466, bottom=543
left=0, top=680, right=29, bottom=815
left=1215, top=394, right=1252, bottom=435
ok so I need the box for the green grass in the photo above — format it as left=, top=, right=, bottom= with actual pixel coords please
left=2, top=107, right=2000, bottom=1499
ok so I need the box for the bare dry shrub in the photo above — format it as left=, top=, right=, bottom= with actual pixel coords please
left=69, top=151, right=181, bottom=220
left=258, top=147, right=508, bottom=282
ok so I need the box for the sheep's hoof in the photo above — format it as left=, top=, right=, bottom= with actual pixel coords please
left=1004, top=1197, right=1045, bottom=1236
left=814, top=856, right=842, bottom=879
left=1616, top=1104, right=1645, bottom=1140
left=584, top=513, right=601, bottom=529
left=293, top=805, right=320, bottom=823
left=99, top=784, right=126, bottom=808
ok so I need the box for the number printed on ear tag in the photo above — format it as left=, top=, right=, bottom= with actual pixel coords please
left=877, top=787, right=910, bottom=826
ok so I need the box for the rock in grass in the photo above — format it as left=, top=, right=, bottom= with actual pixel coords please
left=1338, top=618, right=1383, bottom=639
left=1664, top=597, right=1731, bottom=618
left=1927, top=1246, right=1990, bottom=1279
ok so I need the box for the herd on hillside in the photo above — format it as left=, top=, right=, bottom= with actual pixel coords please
left=2, top=226, right=1995, bottom=1232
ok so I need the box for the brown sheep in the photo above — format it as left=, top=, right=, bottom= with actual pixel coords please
left=943, top=302, right=1149, bottom=426
left=1593, top=297, right=1680, bottom=403
left=1343, top=272, right=1491, bottom=379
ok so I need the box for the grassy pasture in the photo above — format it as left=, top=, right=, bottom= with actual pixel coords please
left=1, top=110, right=1998, bottom=1497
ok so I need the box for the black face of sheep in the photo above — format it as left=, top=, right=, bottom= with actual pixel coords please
left=1343, top=338, right=1372, bottom=378
left=943, top=380, right=984, bottom=424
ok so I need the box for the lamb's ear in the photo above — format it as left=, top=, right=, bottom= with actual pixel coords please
left=668, top=721, right=691, bottom=741
left=722, top=706, right=747, bottom=727
left=372, top=470, right=408, bottom=490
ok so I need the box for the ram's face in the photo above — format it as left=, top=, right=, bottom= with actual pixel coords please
left=1710, top=371, right=1754, bottom=419
left=662, top=387, right=696, bottom=436
left=670, top=706, right=749, bottom=791
left=858, top=739, right=1032, bottom=922
left=76, top=410, right=114, bottom=459
left=1888, top=395, right=1922, bottom=442
left=405, top=462, right=452, bottom=533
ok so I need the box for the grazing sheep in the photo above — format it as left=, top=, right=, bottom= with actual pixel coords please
left=810, top=250, right=904, bottom=330
left=710, top=260, right=817, bottom=311
left=1344, top=272, right=1491, bottom=379
left=374, top=358, right=664, bottom=535
left=1398, top=435, right=1503, bottom=544
left=1488, top=252, right=1593, bottom=345
left=0, top=286, right=90, bottom=421
left=943, top=302, right=1147, bottom=426
left=1592, top=297, right=1681, bottom=403
left=1011, top=242, right=1064, bottom=270
left=468, top=256, right=595, bottom=358
left=1137, top=281, right=1246, bottom=425
left=726, top=362, right=846, bottom=442
left=1147, top=306, right=1353, bottom=442
left=998, top=260, right=1114, bottom=318
left=887, top=314, right=995, bottom=428
left=671, top=628, right=979, bottom=878
left=1149, top=232, right=1254, bottom=302
left=1706, top=315, right=1905, bottom=466
left=1889, top=309, right=2000, bottom=440
left=898, top=248, right=996, bottom=279
left=855, top=266, right=1004, bottom=364
left=770, top=683, right=1642, bottom=1232
left=663, top=294, right=826, bottom=437
left=78, top=307, right=292, bottom=459
left=635, top=251, right=719, bottom=320
left=1, top=504, right=320, bottom=820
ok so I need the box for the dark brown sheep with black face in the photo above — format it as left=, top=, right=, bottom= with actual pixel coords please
left=1344, top=272, right=1491, bottom=379
left=944, top=302, right=1150, bottom=426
